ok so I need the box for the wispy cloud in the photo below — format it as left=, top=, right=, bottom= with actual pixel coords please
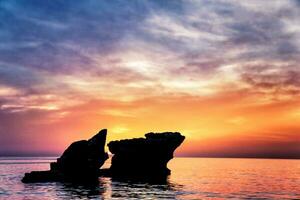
left=0, top=0, right=299, bottom=156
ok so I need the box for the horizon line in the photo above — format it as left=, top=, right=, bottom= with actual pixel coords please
left=0, top=155, right=299, bottom=160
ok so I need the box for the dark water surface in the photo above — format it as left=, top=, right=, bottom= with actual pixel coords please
left=0, top=157, right=299, bottom=199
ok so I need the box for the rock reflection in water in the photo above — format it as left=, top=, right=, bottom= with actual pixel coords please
left=39, top=176, right=183, bottom=199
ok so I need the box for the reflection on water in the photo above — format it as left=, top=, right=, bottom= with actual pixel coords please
left=26, top=177, right=182, bottom=199
left=0, top=157, right=299, bottom=199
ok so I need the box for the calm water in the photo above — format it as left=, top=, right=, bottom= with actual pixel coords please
left=0, top=157, right=299, bottom=199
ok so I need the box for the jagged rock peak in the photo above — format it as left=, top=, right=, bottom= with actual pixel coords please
left=22, top=129, right=108, bottom=183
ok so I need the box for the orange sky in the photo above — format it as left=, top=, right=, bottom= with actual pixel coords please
left=1, top=90, right=299, bottom=158
left=0, top=1, right=299, bottom=158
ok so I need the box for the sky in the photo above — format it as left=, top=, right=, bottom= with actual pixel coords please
left=0, top=0, right=299, bottom=158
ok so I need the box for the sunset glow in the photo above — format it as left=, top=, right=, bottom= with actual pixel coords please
left=0, top=0, right=299, bottom=158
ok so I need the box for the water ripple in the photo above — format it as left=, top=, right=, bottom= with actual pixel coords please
left=0, top=158, right=299, bottom=199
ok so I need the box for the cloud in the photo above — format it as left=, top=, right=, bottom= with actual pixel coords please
left=0, top=0, right=299, bottom=103
left=0, top=0, right=300, bottom=156
left=0, top=63, right=41, bottom=89
left=238, top=61, right=300, bottom=101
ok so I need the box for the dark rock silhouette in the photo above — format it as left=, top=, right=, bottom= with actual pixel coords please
left=22, top=129, right=185, bottom=183
left=105, top=132, right=185, bottom=178
left=22, top=129, right=108, bottom=183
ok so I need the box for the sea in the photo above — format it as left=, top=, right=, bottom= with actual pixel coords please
left=0, top=157, right=299, bottom=199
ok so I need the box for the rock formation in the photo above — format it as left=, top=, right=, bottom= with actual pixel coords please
left=106, top=132, right=185, bottom=177
left=22, top=129, right=185, bottom=183
left=22, top=129, right=108, bottom=183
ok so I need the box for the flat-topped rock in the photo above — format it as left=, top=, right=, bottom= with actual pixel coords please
left=107, top=132, right=185, bottom=177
